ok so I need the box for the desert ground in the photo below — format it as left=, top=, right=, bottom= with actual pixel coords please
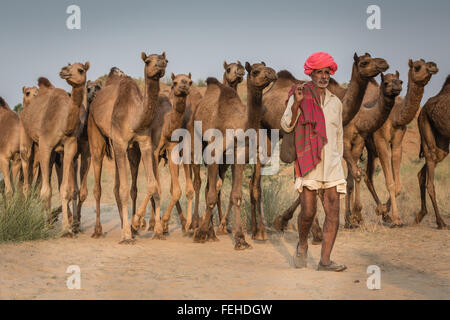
left=0, top=86, right=449, bottom=299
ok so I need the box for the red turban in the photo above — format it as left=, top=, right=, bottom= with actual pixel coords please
left=304, top=52, right=338, bottom=75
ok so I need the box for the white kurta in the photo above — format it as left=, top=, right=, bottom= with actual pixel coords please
left=281, top=88, right=346, bottom=197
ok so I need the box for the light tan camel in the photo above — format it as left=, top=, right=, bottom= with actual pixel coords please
left=153, top=72, right=194, bottom=234
left=364, top=59, right=438, bottom=227
left=415, top=75, right=449, bottom=229
left=20, top=62, right=90, bottom=236
left=88, top=53, right=167, bottom=243
left=0, top=97, right=22, bottom=195
left=261, top=53, right=389, bottom=234
left=189, top=62, right=277, bottom=249
left=343, top=72, right=403, bottom=228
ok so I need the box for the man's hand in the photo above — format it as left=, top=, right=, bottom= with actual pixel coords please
left=289, top=84, right=304, bottom=127
left=294, top=84, right=304, bottom=103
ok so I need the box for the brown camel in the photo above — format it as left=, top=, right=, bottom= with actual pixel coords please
left=0, top=97, right=22, bottom=195
left=222, top=61, right=245, bottom=90
left=364, top=59, right=438, bottom=227
left=88, top=52, right=167, bottom=243
left=153, top=72, right=194, bottom=234
left=189, top=61, right=277, bottom=249
left=262, top=53, right=389, bottom=234
left=342, top=72, right=403, bottom=228
left=20, top=61, right=90, bottom=236
left=415, top=75, right=449, bottom=229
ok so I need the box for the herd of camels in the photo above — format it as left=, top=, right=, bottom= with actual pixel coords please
left=0, top=51, right=448, bottom=249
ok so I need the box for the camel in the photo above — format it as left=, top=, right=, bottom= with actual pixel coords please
left=342, top=72, right=403, bottom=227
left=415, top=75, right=449, bottom=229
left=260, top=53, right=389, bottom=234
left=364, top=59, right=438, bottom=227
left=0, top=97, right=22, bottom=195
left=88, top=52, right=167, bottom=243
left=191, top=61, right=245, bottom=232
left=152, top=72, right=194, bottom=234
left=20, top=61, right=90, bottom=236
left=189, top=61, right=277, bottom=249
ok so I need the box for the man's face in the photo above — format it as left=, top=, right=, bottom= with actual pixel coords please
left=310, top=67, right=331, bottom=88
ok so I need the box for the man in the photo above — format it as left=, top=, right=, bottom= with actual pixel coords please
left=281, top=52, right=347, bottom=271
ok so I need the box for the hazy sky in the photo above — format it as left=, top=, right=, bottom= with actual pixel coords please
left=0, top=0, right=449, bottom=107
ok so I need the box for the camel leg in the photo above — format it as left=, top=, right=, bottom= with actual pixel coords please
left=375, top=139, right=402, bottom=226
left=193, top=163, right=219, bottom=243
left=216, top=164, right=230, bottom=226
left=391, top=130, right=405, bottom=197
left=415, top=164, right=428, bottom=224
left=425, top=158, right=448, bottom=229
left=38, top=144, right=53, bottom=211
left=76, top=143, right=91, bottom=233
left=148, top=198, right=156, bottom=231
left=182, top=163, right=193, bottom=232
left=161, top=145, right=181, bottom=235
left=191, top=164, right=201, bottom=231
left=19, top=125, right=33, bottom=196
left=350, top=139, right=365, bottom=225
left=344, top=163, right=357, bottom=228
left=70, top=157, right=79, bottom=232
left=113, top=157, right=123, bottom=226
left=363, top=146, right=388, bottom=217
left=0, top=157, right=12, bottom=196
left=231, top=164, right=251, bottom=250
left=128, top=143, right=141, bottom=217
left=273, top=194, right=301, bottom=232
left=88, top=116, right=106, bottom=238
left=251, top=160, right=267, bottom=241
left=217, top=164, right=233, bottom=234
left=60, top=138, right=78, bottom=237
left=133, top=139, right=162, bottom=239
left=111, top=142, right=133, bottom=243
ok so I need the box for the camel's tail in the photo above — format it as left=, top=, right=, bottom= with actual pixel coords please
left=104, top=137, right=113, bottom=160
left=0, top=96, right=8, bottom=109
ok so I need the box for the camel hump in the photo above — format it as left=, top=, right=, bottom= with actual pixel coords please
left=206, top=77, right=220, bottom=86
left=277, top=70, right=297, bottom=81
left=38, top=77, right=54, bottom=89
left=0, top=96, right=8, bottom=109
left=439, top=74, right=450, bottom=94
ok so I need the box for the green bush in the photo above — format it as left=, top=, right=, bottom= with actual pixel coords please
left=0, top=187, right=56, bottom=243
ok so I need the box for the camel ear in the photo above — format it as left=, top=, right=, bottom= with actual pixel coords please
left=408, top=59, right=413, bottom=68
left=171, top=72, right=175, bottom=81
left=223, top=61, right=228, bottom=69
left=84, top=62, right=90, bottom=71
left=245, top=62, right=252, bottom=73
left=188, top=72, right=191, bottom=79
left=395, top=70, right=400, bottom=78
left=237, top=60, right=242, bottom=66
left=261, top=61, right=266, bottom=66
left=22, top=86, right=26, bottom=94
left=141, top=52, right=147, bottom=62
left=162, top=52, right=166, bottom=59
left=353, top=52, right=359, bottom=63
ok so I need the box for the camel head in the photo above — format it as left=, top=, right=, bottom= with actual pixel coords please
left=380, top=71, right=403, bottom=99
left=353, top=52, right=389, bottom=79
left=171, top=72, right=192, bottom=97
left=86, top=80, right=102, bottom=104
left=245, top=61, right=277, bottom=89
left=141, top=51, right=168, bottom=80
left=408, top=59, right=439, bottom=86
left=59, top=62, right=90, bottom=87
left=223, top=61, right=245, bottom=86
left=22, top=86, right=39, bottom=106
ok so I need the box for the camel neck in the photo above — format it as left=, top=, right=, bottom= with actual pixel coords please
left=342, top=63, right=368, bottom=126
left=355, top=88, right=394, bottom=133
left=391, top=73, right=424, bottom=127
left=70, top=85, right=87, bottom=109
left=172, top=94, right=187, bottom=115
left=139, top=77, right=160, bottom=127
left=247, top=84, right=263, bottom=129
